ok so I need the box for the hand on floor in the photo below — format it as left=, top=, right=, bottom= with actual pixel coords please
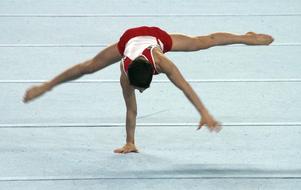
left=198, top=112, right=222, bottom=133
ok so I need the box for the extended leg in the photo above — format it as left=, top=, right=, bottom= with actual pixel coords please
left=170, top=32, right=274, bottom=51
left=23, top=43, right=122, bottom=103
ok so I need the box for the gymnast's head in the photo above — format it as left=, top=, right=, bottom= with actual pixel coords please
left=128, top=57, right=153, bottom=93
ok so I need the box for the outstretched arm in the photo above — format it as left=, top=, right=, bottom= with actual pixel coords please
left=114, top=66, right=139, bottom=154
left=155, top=50, right=221, bottom=132
left=23, top=43, right=122, bottom=103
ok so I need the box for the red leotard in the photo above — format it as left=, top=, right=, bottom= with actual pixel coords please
left=117, top=26, right=172, bottom=75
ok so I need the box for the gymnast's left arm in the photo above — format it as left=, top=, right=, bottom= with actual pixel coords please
left=155, top=50, right=221, bottom=132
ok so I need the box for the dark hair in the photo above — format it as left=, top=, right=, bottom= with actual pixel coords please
left=128, top=58, right=153, bottom=88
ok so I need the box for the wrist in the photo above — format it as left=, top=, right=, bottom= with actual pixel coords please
left=198, top=107, right=209, bottom=115
left=126, top=138, right=135, bottom=145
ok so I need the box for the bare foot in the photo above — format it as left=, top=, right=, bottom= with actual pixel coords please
left=114, top=143, right=139, bottom=154
left=23, top=83, right=51, bottom=103
left=245, top=32, right=274, bottom=45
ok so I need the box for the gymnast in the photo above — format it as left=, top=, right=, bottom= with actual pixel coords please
left=23, top=26, right=273, bottom=153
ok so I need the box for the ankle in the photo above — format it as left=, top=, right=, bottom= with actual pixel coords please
left=241, top=34, right=253, bottom=44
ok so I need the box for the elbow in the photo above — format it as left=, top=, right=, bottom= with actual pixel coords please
left=127, top=109, right=137, bottom=119
left=80, top=60, right=97, bottom=74
left=127, top=109, right=137, bottom=116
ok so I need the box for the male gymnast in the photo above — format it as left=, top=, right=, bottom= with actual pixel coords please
left=23, top=26, right=273, bottom=153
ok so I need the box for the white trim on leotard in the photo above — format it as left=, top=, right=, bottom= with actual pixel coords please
left=149, top=46, right=159, bottom=74
left=123, top=36, right=163, bottom=60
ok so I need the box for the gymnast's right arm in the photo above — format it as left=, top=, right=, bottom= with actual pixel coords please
left=23, top=43, right=122, bottom=103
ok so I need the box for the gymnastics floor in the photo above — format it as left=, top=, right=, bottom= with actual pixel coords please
left=1, top=0, right=301, bottom=189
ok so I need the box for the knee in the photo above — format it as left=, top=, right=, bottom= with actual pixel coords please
left=195, top=36, right=215, bottom=50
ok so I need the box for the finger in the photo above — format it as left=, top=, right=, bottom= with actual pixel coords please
left=217, top=123, right=223, bottom=132
left=213, top=126, right=221, bottom=133
left=123, top=148, right=130, bottom=154
left=198, top=121, right=205, bottom=130
left=23, top=91, right=28, bottom=99
left=206, top=125, right=212, bottom=132
left=209, top=122, right=218, bottom=133
left=114, top=148, right=123, bottom=154
left=24, top=93, right=32, bottom=101
left=113, top=150, right=120, bottom=153
left=23, top=95, right=30, bottom=103
left=113, top=149, right=120, bottom=153
left=213, top=123, right=222, bottom=133
left=23, top=95, right=28, bottom=103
